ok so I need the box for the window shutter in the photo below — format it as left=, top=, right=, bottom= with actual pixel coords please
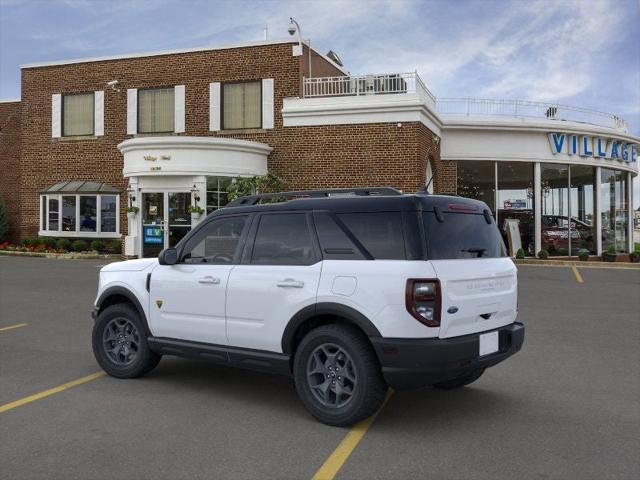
left=51, top=94, right=61, bottom=138
left=127, top=88, right=137, bottom=135
left=94, top=91, right=104, bottom=136
left=209, top=82, right=221, bottom=131
left=174, top=85, right=185, bottom=133
left=262, top=78, right=274, bottom=129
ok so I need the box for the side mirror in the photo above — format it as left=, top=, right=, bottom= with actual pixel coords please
left=158, top=247, right=178, bottom=265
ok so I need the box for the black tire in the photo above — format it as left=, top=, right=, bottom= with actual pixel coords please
left=293, top=324, right=387, bottom=427
left=432, top=368, right=485, bottom=390
left=92, top=303, right=161, bottom=379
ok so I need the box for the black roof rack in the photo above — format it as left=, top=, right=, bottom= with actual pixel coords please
left=226, top=187, right=403, bottom=207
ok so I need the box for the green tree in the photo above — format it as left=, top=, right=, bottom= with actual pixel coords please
left=0, top=197, right=9, bottom=242
left=227, top=172, right=286, bottom=202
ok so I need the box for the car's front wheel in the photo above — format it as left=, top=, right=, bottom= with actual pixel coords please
left=92, top=303, right=161, bottom=378
left=293, top=324, right=387, bottom=427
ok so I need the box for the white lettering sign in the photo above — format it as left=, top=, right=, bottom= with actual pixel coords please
left=548, top=133, right=638, bottom=163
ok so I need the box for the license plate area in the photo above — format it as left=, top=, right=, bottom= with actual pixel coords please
left=479, top=331, right=499, bottom=357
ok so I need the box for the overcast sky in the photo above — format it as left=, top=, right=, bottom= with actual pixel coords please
left=1, top=0, right=638, bottom=205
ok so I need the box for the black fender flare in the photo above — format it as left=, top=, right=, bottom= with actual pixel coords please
left=95, top=286, right=151, bottom=337
left=281, top=302, right=382, bottom=354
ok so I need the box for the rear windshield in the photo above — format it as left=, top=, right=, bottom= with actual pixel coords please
left=423, top=212, right=507, bottom=259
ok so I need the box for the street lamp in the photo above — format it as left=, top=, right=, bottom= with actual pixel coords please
left=288, top=17, right=311, bottom=77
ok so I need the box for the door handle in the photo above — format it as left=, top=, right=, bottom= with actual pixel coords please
left=198, top=276, right=220, bottom=285
left=277, top=279, right=304, bottom=288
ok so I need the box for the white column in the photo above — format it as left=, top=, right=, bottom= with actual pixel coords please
left=595, top=166, right=602, bottom=256
left=534, top=162, right=541, bottom=256
left=628, top=171, right=633, bottom=253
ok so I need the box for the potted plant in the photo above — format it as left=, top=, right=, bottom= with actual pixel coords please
left=629, top=247, right=640, bottom=263
left=603, top=245, right=618, bottom=262
left=515, top=248, right=525, bottom=259
left=187, top=204, right=205, bottom=220
left=578, top=251, right=590, bottom=262
left=537, top=249, right=549, bottom=260
left=126, top=206, right=139, bottom=221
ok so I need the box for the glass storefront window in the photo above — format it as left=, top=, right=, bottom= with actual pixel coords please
left=100, top=195, right=117, bottom=233
left=48, top=197, right=59, bottom=231
left=62, top=196, right=76, bottom=232
left=457, top=161, right=496, bottom=213
left=80, top=196, right=97, bottom=232
left=569, top=166, right=596, bottom=254
left=206, top=176, right=233, bottom=214
left=541, top=164, right=570, bottom=256
left=601, top=169, right=629, bottom=253
left=497, top=162, right=535, bottom=255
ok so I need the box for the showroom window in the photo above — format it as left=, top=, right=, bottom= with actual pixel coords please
left=457, top=161, right=496, bottom=213
left=497, top=162, right=535, bottom=255
left=222, top=81, right=261, bottom=130
left=138, top=87, right=175, bottom=133
left=62, top=92, right=94, bottom=136
left=39, top=181, right=120, bottom=237
left=601, top=168, right=629, bottom=253
left=206, top=176, right=233, bottom=214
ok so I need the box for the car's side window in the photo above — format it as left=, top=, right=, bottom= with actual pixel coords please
left=251, top=213, right=317, bottom=265
left=181, top=215, right=247, bottom=264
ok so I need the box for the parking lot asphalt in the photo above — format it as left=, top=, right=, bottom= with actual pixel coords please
left=0, top=256, right=638, bottom=480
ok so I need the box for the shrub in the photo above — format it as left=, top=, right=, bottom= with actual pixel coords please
left=105, top=240, right=121, bottom=254
left=71, top=240, right=88, bottom=252
left=38, top=237, right=57, bottom=249
left=578, top=251, right=589, bottom=261
left=90, top=240, right=106, bottom=252
left=515, top=248, right=525, bottom=259
left=227, top=172, right=286, bottom=202
left=630, top=252, right=640, bottom=263
left=606, top=244, right=617, bottom=254
left=21, top=237, right=38, bottom=247
left=0, top=197, right=8, bottom=242
left=537, top=249, right=549, bottom=260
left=57, top=238, right=72, bottom=251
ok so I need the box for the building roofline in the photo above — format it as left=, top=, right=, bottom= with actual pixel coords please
left=0, top=98, right=20, bottom=103
left=19, top=38, right=348, bottom=74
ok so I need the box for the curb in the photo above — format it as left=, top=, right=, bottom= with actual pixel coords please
left=0, top=250, right=124, bottom=260
left=514, top=259, right=640, bottom=269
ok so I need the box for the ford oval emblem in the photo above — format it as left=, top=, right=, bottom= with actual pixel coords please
left=447, top=306, right=459, bottom=314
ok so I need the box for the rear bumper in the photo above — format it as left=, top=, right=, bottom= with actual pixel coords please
left=371, top=322, right=524, bottom=390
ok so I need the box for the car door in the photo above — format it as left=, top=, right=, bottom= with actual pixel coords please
left=226, top=212, right=322, bottom=352
left=149, top=214, right=250, bottom=345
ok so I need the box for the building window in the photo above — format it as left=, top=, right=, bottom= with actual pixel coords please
left=222, top=81, right=261, bottom=130
left=206, top=176, right=233, bottom=214
left=39, top=194, right=120, bottom=237
left=138, top=88, right=175, bottom=133
left=601, top=168, right=629, bottom=253
left=497, top=162, right=534, bottom=256
left=457, top=161, right=496, bottom=213
left=62, top=92, right=94, bottom=136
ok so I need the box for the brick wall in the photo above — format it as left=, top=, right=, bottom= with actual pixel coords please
left=14, top=41, right=441, bottom=243
left=0, top=101, right=21, bottom=242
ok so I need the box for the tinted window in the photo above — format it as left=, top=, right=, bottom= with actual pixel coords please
left=182, top=216, right=247, bottom=264
left=423, top=212, right=506, bottom=259
left=337, top=212, right=405, bottom=260
left=313, top=212, right=366, bottom=260
left=252, top=214, right=316, bottom=265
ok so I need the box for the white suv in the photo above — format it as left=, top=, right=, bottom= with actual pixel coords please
left=92, top=188, right=524, bottom=426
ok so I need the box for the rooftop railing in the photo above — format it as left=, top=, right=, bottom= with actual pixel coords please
left=303, top=72, right=436, bottom=103
left=301, top=74, right=627, bottom=131
left=436, top=98, right=628, bottom=131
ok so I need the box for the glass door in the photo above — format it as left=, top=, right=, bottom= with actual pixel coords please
left=168, top=192, right=191, bottom=248
left=142, top=192, right=165, bottom=258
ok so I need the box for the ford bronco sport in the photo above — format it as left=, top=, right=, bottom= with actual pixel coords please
left=92, top=188, right=524, bottom=426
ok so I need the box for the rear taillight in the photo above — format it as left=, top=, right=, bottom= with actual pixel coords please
left=405, top=279, right=441, bottom=327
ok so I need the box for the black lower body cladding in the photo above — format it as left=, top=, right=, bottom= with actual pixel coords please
left=371, top=322, right=525, bottom=390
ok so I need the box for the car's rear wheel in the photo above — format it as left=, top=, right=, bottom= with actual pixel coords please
left=431, top=368, right=485, bottom=389
left=92, top=303, right=160, bottom=378
left=293, top=324, right=387, bottom=427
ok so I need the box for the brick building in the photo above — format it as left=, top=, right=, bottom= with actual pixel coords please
left=0, top=38, right=637, bottom=257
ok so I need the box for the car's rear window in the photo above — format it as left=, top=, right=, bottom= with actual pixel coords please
left=423, top=212, right=507, bottom=259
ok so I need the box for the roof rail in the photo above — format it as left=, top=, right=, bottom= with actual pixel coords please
left=226, top=187, right=403, bottom=207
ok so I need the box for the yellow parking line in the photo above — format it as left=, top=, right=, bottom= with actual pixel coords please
left=571, top=265, right=584, bottom=283
left=0, top=323, right=28, bottom=333
left=311, top=389, right=394, bottom=480
left=0, top=371, right=106, bottom=414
